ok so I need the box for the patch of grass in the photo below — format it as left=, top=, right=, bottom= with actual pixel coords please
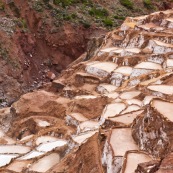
left=53, top=0, right=75, bottom=7
left=43, top=0, right=50, bottom=3
left=0, top=47, right=9, bottom=62
left=71, top=13, right=77, bottom=19
left=119, top=0, right=133, bottom=9
left=52, top=6, right=82, bottom=24
left=0, top=98, right=5, bottom=104
left=52, top=9, right=75, bottom=21
left=143, top=0, right=153, bottom=9
left=53, top=0, right=91, bottom=7
left=17, top=18, right=27, bottom=29
left=63, top=14, right=72, bottom=20
left=9, top=58, right=21, bottom=69
left=9, top=2, right=20, bottom=17
left=0, top=44, right=20, bottom=69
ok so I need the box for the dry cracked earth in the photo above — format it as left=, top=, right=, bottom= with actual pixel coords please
left=1, top=9, right=173, bottom=173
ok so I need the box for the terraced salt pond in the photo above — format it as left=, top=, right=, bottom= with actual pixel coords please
left=7, top=160, right=31, bottom=172
left=110, top=128, right=138, bottom=156
left=166, top=58, right=173, bottom=67
left=72, top=130, right=98, bottom=144
left=126, top=99, right=142, bottom=106
left=143, top=95, right=157, bottom=105
left=34, top=119, right=51, bottom=127
left=29, top=153, right=60, bottom=172
left=36, top=140, right=67, bottom=152
left=97, top=84, right=117, bottom=93
left=86, top=61, right=118, bottom=77
left=79, top=120, right=99, bottom=132
left=0, top=145, right=30, bottom=154
left=0, top=154, right=18, bottom=167
left=134, top=62, right=162, bottom=70
left=102, top=103, right=126, bottom=119
left=120, top=91, right=141, bottom=100
left=67, top=113, right=88, bottom=122
left=123, top=152, right=153, bottom=173
left=35, top=136, right=60, bottom=145
left=114, top=66, right=133, bottom=76
left=74, top=95, right=97, bottom=99
left=151, top=99, right=173, bottom=122
left=147, top=85, right=173, bottom=95
left=18, top=151, right=44, bottom=160
left=104, top=92, right=119, bottom=99
left=121, top=105, right=141, bottom=114
left=109, top=110, right=143, bottom=125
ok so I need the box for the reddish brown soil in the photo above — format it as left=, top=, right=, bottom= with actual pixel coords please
left=0, top=0, right=106, bottom=106
left=69, top=97, right=108, bottom=119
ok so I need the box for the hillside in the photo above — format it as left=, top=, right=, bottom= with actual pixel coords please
left=0, top=0, right=172, bottom=107
left=0, top=8, right=173, bottom=173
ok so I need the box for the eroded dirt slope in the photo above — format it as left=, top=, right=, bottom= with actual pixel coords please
left=0, top=0, right=107, bottom=107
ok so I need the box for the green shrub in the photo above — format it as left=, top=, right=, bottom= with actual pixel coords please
left=80, top=20, right=91, bottom=28
left=0, top=0, right=4, bottom=11
left=20, top=19, right=27, bottom=29
left=103, top=18, right=113, bottom=27
left=32, top=1, right=43, bottom=12
left=119, top=0, right=133, bottom=9
left=114, top=15, right=125, bottom=20
left=89, top=7, right=108, bottom=18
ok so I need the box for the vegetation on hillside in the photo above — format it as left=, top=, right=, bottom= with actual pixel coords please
left=0, top=0, right=167, bottom=30
left=27, top=0, right=161, bottom=29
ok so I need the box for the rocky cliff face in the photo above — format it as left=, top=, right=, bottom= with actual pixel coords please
left=1, top=8, right=173, bottom=173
